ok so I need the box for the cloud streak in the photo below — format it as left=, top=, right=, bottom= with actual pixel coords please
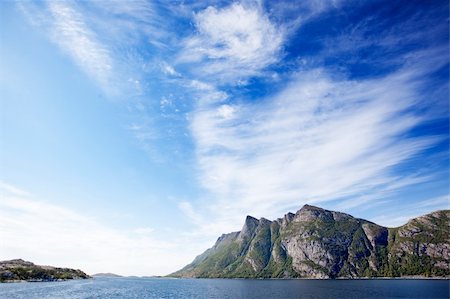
left=371, top=194, right=450, bottom=227
left=17, top=0, right=163, bottom=97
left=187, top=50, right=448, bottom=235
left=47, top=2, right=113, bottom=92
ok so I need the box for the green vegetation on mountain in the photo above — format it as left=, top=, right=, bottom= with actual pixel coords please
left=171, top=205, right=449, bottom=279
left=0, top=259, right=90, bottom=282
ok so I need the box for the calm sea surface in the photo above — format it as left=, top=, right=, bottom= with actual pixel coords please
left=0, top=277, right=448, bottom=299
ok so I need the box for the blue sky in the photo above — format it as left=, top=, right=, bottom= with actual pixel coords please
left=0, top=0, right=448, bottom=275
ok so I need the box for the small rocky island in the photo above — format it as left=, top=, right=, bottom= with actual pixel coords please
left=0, top=259, right=90, bottom=282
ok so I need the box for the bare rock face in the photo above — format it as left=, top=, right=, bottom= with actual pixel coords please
left=362, top=223, right=388, bottom=249
left=426, top=243, right=450, bottom=259
left=398, top=224, right=422, bottom=238
left=238, top=216, right=260, bottom=241
left=277, top=212, right=295, bottom=229
left=171, top=205, right=450, bottom=279
left=283, top=238, right=334, bottom=277
left=295, top=261, right=330, bottom=279
left=242, top=218, right=272, bottom=272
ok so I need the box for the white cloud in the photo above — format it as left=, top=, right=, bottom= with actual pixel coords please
left=414, top=195, right=449, bottom=210
left=133, top=227, right=155, bottom=235
left=0, top=181, right=30, bottom=197
left=270, top=0, right=343, bottom=31
left=0, top=185, right=203, bottom=276
left=161, top=62, right=181, bottom=77
left=187, top=79, right=229, bottom=104
left=189, top=79, right=215, bottom=91
left=334, top=174, right=436, bottom=211
left=216, top=104, right=237, bottom=120
left=187, top=59, right=446, bottom=236
left=179, top=3, right=284, bottom=83
left=369, top=214, right=413, bottom=228
left=47, top=2, right=114, bottom=94
left=18, top=1, right=160, bottom=97
left=371, top=194, right=449, bottom=227
left=160, top=97, right=173, bottom=109
left=89, top=0, right=156, bottom=24
left=178, top=201, right=203, bottom=226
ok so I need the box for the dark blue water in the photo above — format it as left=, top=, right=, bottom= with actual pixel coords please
left=0, top=277, right=448, bottom=299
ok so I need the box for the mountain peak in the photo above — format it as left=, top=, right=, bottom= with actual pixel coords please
left=302, top=204, right=318, bottom=208
left=245, top=215, right=258, bottom=222
left=239, top=215, right=260, bottom=240
left=294, top=204, right=332, bottom=222
left=259, top=217, right=271, bottom=223
left=299, top=204, right=324, bottom=211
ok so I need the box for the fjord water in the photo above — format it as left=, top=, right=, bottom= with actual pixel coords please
left=0, top=277, right=448, bottom=299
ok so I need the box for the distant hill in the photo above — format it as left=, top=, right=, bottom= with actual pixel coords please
left=0, top=259, right=90, bottom=282
left=92, top=273, right=122, bottom=278
left=171, top=205, right=450, bottom=279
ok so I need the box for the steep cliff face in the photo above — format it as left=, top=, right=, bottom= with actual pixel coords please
left=171, top=205, right=449, bottom=278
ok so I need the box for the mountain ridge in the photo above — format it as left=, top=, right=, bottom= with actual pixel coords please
left=171, top=205, right=449, bottom=279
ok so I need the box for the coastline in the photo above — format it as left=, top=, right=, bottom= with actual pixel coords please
left=1, top=277, right=93, bottom=283
left=166, top=276, right=450, bottom=280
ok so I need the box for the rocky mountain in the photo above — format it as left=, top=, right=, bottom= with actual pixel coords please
left=0, top=259, right=91, bottom=282
left=171, top=205, right=449, bottom=278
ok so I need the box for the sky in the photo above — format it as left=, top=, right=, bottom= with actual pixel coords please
left=0, top=0, right=448, bottom=276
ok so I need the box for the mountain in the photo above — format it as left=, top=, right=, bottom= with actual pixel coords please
left=0, top=259, right=91, bottom=282
left=92, top=273, right=123, bottom=278
left=171, top=205, right=449, bottom=279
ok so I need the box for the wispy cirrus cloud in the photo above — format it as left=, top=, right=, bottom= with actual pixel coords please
left=17, top=0, right=161, bottom=97
left=0, top=181, right=30, bottom=197
left=18, top=1, right=118, bottom=94
left=184, top=48, right=448, bottom=236
left=18, top=0, right=182, bottom=159
left=371, top=194, right=450, bottom=227
left=46, top=2, right=114, bottom=92
left=266, top=0, right=343, bottom=33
